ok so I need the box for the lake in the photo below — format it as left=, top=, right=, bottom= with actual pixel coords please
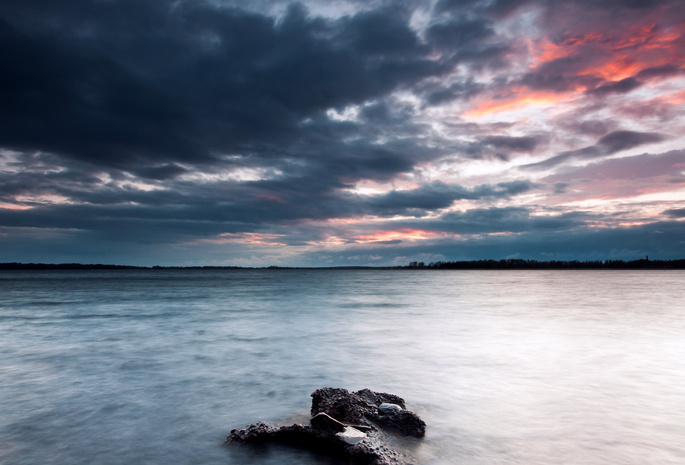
left=1, top=269, right=684, bottom=464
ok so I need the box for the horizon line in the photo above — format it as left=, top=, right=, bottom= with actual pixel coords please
left=2, top=258, right=685, bottom=271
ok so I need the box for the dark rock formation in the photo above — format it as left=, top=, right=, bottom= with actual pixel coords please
left=226, top=388, right=426, bottom=465
left=311, top=388, right=426, bottom=438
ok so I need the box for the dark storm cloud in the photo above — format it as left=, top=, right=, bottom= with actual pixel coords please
left=363, top=180, right=537, bottom=217
left=0, top=0, right=451, bottom=176
left=417, top=5, right=514, bottom=104
left=0, top=175, right=536, bottom=244
left=597, top=131, right=666, bottom=153
left=434, top=0, right=532, bottom=18
left=0, top=0, right=484, bottom=249
left=522, top=130, right=666, bottom=169
left=433, top=0, right=481, bottom=13
left=359, top=101, right=415, bottom=124
left=244, top=127, right=442, bottom=195
left=422, top=79, right=483, bottom=105
left=636, top=64, right=683, bottom=79
left=339, top=7, right=423, bottom=55
left=585, top=65, right=684, bottom=97
left=278, top=204, right=594, bottom=257
left=0, top=152, right=117, bottom=203
left=0, top=179, right=361, bottom=245
left=426, top=17, right=494, bottom=50
left=0, top=0, right=519, bottom=198
left=326, top=218, right=685, bottom=264
left=433, top=207, right=589, bottom=234
left=1, top=0, right=684, bottom=266
left=1, top=112, right=448, bottom=233
left=586, top=65, right=684, bottom=96
left=520, top=56, right=602, bottom=93
left=587, top=77, right=642, bottom=96
left=133, top=164, right=189, bottom=180
left=0, top=204, right=260, bottom=244
left=663, top=208, right=685, bottom=218
left=453, top=134, right=542, bottom=161
left=481, top=136, right=539, bottom=152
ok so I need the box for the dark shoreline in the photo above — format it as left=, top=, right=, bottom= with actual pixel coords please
left=2, top=258, right=685, bottom=270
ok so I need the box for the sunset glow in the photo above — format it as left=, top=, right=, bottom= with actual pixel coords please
left=465, top=89, right=575, bottom=117
left=355, top=229, right=449, bottom=243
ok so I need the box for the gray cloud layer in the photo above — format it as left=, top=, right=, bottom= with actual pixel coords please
left=522, top=131, right=666, bottom=169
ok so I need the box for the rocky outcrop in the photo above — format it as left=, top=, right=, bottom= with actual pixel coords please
left=226, top=388, right=426, bottom=465
left=311, top=388, right=426, bottom=438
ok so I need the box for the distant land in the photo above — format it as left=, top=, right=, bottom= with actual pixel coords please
left=1, top=258, right=685, bottom=270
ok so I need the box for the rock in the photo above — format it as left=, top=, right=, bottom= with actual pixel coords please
left=310, top=412, right=346, bottom=434
left=226, top=388, right=426, bottom=465
left=378, top=403, right=403, bottom=415
left=311, top=388, right=406, bottom=425
left=311, top=387, right=426, bottom=438
left=337, top=426, right=367, bottom=444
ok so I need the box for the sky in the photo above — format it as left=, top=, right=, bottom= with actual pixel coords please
left=1, top=0, right=685, bottom=267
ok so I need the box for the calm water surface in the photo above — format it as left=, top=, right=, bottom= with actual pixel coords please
left=1, top=269, right=684, bottom=465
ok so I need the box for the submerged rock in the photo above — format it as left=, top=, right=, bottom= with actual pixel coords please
left=226, top=388, right=426, bottom=465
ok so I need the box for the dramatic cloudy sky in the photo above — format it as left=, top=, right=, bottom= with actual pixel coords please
left=1, top=0, right=685, bottom=266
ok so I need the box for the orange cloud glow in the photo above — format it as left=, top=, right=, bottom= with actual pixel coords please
left=528, top=37, right=572, bottom=65
left=613, top=22, right=683, bottom=52
left=468, top=21, right=685, bottom=119
left=530, top=22, right=684, bottom=85
left=198, top=232, right=288, bottom=246
left=465, top=88, right=573, bottom=117
left=660, top=89, right=685, bottom=105
left=0, top=204, right=32, bottom=211
left=581, top=58, right=644, bottom=82
left=354, top=228, right=450, bottom=243
left=529, top=33, right=602, bottom=66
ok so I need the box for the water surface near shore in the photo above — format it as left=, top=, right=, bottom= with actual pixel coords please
left=1, top=269, right=684, bottom=464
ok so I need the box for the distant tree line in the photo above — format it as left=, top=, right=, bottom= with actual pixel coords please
left=0, top=263, right=146, bottom=270
left=0, top=263, right=245, bottom=270
left=406, top=258, right=685, bottom=269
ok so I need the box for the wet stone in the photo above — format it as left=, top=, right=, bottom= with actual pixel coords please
left=378, top=403, right=403, bottom=415
left=336, top=426, right=367, bottom=444
left=310, top=412, right=346, bottom=435
left=226, top=387, right=426, bottom=465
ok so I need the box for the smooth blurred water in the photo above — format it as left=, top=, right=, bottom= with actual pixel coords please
left=1, top=269, right=684, bottom=465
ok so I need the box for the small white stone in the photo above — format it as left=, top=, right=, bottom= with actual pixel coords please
left=378, top=403, right=403, bottom=414
left=336, top=426, right=367, bottom=444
